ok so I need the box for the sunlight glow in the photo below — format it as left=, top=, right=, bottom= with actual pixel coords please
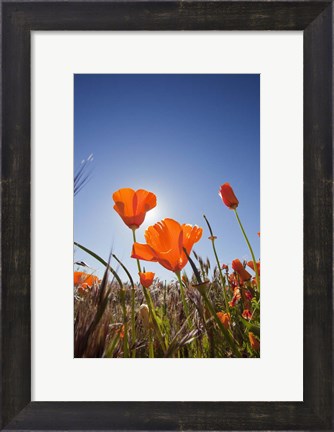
left=143, top=205, right=160, bottom=225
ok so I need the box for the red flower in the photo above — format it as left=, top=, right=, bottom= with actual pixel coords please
left=219, top=183, right=239, bottom=209
left=242, top=309, right=252, bottom=320
left=222, top=264, right=228, bottom=270
left=139, top=271, right=155, bottom=288
left=232, top=259, right=252, bottom=281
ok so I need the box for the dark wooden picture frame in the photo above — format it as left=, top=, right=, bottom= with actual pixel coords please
left=1, top=1, right=333, bottom=430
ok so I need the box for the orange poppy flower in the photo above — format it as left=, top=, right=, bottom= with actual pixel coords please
left=247, top=260, right=261, bottom=276
left=249, top=332, right=260, bottom=351
left=112, top=188, right=156, bottom=230
left=131, top=218, right=202, bottom=273
left=219, top=183, right=239, bottom=209
left=216, top=312, right=231, bottom=329
left=232, top=259, right=252, bottom=281
left=74, top=272, right=99, bottom=289
left=257, top=231, right=260, bottom=237
left=139, top=271, right=155, bottom=288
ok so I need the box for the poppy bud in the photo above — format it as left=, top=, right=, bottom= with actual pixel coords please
left=219, top=183, right=239, bottom=209
left=139, top=304, right=151, bottom=329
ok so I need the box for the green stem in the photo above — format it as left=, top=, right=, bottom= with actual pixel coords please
left=148, top=327, right=154, bottom=358
left=132, top=229, right=142, bottom=273
left=131, top=287, right=136, bottom=358
left=132, top=228, right=167, bottom=353
left=176, top=272, right=192, bottom=330
left=234, top=209, right=260, bottom=293
left=120, top=289, right=129, bottom=358
left=203, top=215, right=229, bottom=312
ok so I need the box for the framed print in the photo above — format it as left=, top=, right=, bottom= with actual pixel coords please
left=32, top=31, right=303, bottom=403
left=1, top=1, right=333, bottom=431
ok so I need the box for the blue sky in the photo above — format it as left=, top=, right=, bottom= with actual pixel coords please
left=74, top=74, right=260, bottom=282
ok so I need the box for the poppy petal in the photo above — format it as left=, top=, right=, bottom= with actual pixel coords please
left=131, top=243, right=157, bottom=262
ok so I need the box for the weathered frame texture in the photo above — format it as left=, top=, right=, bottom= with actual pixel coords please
left=1, top=1, right=333, bottom=430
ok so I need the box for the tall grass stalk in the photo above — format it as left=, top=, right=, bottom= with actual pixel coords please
left=175, top=271, right=192, bottom=330
left=119, top=288, right=129, bottom=357
left=203, top=215, right=230, bottom=313
left=234, top=209, right=260, bottom=292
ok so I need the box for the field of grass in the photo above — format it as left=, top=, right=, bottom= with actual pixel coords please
left=74, top=184, right=260, bottom=359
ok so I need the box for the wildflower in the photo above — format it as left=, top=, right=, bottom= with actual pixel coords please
left=229, top=287, right=241, bottom=307
left=242, top=309, right=252, bottom=320
left=132, top=218, right=202, bottom=273
left=247, top=260, right=261, bottom=276
left=74, top=271, right=99, bottom=289
left=216, top=312, right=231, bottom=329
left=139, top=271, right=155, bottom=288
left=112, top=188, right=156, bottom=230
left=232, top=259, right=252, bottom=281
left=219, top=183, right=239, bottom=209
left=257, top=232, right=260, bottom=237
left=249, top=332, right=260, bottom=351
left=222, top=264, right=228, bottom=270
